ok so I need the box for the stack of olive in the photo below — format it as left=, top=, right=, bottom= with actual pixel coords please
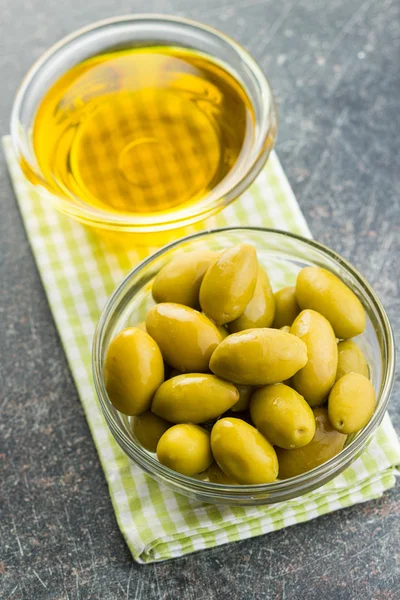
left=104, top=244, right=376, bottom=485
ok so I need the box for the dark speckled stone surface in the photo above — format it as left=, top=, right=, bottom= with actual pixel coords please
left=1, top=1, right=399, bottom=598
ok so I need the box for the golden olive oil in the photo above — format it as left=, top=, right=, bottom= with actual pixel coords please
left=33, top=47, right=255, bottom=215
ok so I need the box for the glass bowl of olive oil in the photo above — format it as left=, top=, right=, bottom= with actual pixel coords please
left=11, top=15, right=277, bottom=235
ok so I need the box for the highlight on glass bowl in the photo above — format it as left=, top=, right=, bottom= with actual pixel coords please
left=11, top=15, right=277, bottom=234
left=92, top=228, right=394, bottom=505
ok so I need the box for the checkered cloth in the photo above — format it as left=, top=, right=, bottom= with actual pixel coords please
left=3, top=135, right=399, bottom=563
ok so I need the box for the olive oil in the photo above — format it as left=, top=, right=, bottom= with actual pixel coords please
left=33, top=47, right=255, bottom=215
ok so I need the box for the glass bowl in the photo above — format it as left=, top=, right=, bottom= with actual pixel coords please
left=92, top=227, right=394, bottom=505
left=11, top=15, right=277, bottom=234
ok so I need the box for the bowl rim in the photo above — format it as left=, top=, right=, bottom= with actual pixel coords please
left=92, top=226, right=395, bottom=498
left=10, top=14, right=278, bottom=233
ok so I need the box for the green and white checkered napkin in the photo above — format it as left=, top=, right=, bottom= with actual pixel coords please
left=3, top=135, right=400, bottom=563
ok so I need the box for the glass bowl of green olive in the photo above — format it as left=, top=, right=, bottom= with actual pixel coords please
left=92, top=227, right=394, bottom=505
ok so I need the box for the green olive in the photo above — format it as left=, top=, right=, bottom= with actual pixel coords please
left=280, top=325, right=290, bottom=333
left=132, top=411, right=171, bottom=452
left=151, top=374, right=239, bottom=423
left=336, top=340, right=369, bottom=381
left=290, top=310, right=338, bottom=407
left=210, top=328, right=308, bottom=385
left=272, top=286, right=300, bottom=329
left=228, top=266, right=275, bottom=333
left=192, top=469, right=210, bottom=481
left=276, top=408, right=347, bottom=479
left=157, top=424, right=213, bottom=476
left=231, top=384, right=253, bottom=412
left=328, top=372, right=375, bottom=434
left=200, top=243, right=258, bottom=325
left=135, top=321, right=147, bottom=332
left=217, top=325, right=229, bottom=339
left=296, top=267, right=366, bottom=339
left=104, top=327, right=164, bottom=416
left=211, top=418, right=279, bottom=484
left=207, top=462, right=237, bottom=485
left=250, top=383, right=316, bottom=449
left=146, top=303, right=223, bottom=372
left=152, top=250, right=220, bottom=308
